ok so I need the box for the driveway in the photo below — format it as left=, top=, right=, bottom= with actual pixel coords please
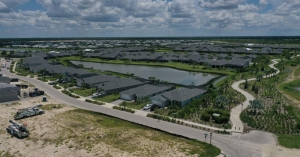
left=110, top=99, right=124, bottom=105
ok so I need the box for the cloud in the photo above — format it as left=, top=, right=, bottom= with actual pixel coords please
left=199, top=0, right=244, bottom=9
left=0, top=0, right=299, bottom=37
left=237, top=4, right=259, bottom=12
left=0, top=0, right=29, bottom=12
left=82, top=14, right=120, bottom=22
left=259, top=0, right=269, bottom=8
left=0, top=2, right=10, bottom=13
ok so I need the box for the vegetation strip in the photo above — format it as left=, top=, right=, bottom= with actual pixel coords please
left=61, top=90, right=80, bottom=98
left=112, top=106, right=135, bottom=113
left=85, top=99, right=105, bottom=105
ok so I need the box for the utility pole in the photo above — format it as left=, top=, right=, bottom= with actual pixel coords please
left=210, top=133, right=212, bottom=146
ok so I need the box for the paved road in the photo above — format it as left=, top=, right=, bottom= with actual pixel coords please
left=230, top=60, right=280, bottom=133
left=1, top=60, right=277, bottom=157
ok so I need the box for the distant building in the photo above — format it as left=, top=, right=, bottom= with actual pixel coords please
left=120, top=84, right=174, bottom=101
left=150, top=87, right=206, bottom=107
left=0, top=83, right=20, bottom=103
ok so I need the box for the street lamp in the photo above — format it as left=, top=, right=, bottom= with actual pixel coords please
left=210, top=133, right=212, bottom=146
left=204, top=133, right=208, bottom=143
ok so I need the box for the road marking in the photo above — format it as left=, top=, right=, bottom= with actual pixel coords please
left=238, top=135, right=241, bottom=139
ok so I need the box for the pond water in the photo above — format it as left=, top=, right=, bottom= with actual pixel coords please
left=71, top=61, right=219, bottom=86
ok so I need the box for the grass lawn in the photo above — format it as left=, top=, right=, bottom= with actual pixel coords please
left=48, top=109, right=221, bottom=156
left=93, top=94, right=120, bottom=103
left=69, top=88, right=96, bottom=97
left=120, top=101, right=149, bottom=110
left=278, top=134, right=300, bottom=149
left=278, top=79, right=300, bottom=101
left=294, top=66, right=300, bottom=77
left=62, top=56, right=234, bottom=75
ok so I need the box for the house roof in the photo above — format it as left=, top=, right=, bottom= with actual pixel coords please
left=208, top=59, right=229, bottom=66
left=97, top=78, right=147, bottom=91
left=77, top=74, right=117, bottom=85
left=226, top=59, right=249, bottom=67
left=152, top=87, right=206, bottom=102
left=120, top=84, right=173, bottom=98
left=0, top=83, right=17, bottom=88
left=0, top=77, right=11, bottom=84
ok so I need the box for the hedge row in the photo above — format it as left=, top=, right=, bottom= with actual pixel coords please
left=215, top=130, right=231, bottom=134
left=147, top=114, right=177, bottom=123
left=53, top=85, right=62, bottom=89
left=62, top=90, right=80, bottom=98
left=112, top=106, right=135, bottom=113
left=85, top=99, right=105, bottom=105
left=147, top=113, right=231, bottom=135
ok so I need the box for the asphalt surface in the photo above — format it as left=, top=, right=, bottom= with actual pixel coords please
left=0, top=60, right=277, bottom=157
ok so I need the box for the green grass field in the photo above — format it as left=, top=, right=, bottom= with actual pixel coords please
left=278, top=79, right=300, bottom=101
left=62, top=56, right=234, bottom=75
left=69, top=88, right=96, bottom=97
left=278, top=134, right=300, bottom=148
left=93, top=94, right=120, bottom=103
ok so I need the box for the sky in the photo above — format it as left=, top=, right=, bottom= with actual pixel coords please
left=0, top=0, right=299, bottom=38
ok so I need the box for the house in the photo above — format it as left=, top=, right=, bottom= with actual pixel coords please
left=96, top=78, right=149, bottom=95
left=226, top=59, right=250, bottom=69
left=208, top=59, right=229, bottom=68
left=76, top=75, right=117, bottom=88
left=120, top=84, right=174, bottom=101
left=150, top=87, right=206, bottom=107
left=0, top=83, right=20, bottom=103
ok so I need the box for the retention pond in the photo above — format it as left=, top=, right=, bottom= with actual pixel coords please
left=71, top=61, right=220, bottom=86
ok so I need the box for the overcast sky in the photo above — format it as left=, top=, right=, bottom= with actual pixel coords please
left=0, top=0, right=299, bottom=38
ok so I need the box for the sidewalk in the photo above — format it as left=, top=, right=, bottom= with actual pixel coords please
left=230, top=60, right=279, bottom=133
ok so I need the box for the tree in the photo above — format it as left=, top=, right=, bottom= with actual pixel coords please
left=244, top=79, right=248, bottom=89
left=256, top=73, right=263, bottom=82
left=248, top=99, right=264, bottom=114
left=215, top=95, right=228, bottom=109
left=1, top=50, right=7, bottom=56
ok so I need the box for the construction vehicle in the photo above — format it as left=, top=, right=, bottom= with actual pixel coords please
left=7, top=120, right=29, bottom=138
left=14, top=104, right=45, bottom=120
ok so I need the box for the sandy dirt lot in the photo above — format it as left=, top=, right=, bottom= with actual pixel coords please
left=0, top=96, right=214, bottom=157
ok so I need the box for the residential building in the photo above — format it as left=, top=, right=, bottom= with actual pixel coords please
left=150, top=87, right=206, bottom=107
left=120, top=84, right=174, bottom=101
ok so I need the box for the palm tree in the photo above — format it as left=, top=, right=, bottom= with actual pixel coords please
left=248, top=99, right=264, bottom=115
left=256, top=73, right=263, bottom=82
left=215, top=95, right=228, bottom=109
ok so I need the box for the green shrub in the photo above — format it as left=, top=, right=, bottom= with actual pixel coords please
left=113, top=106, right=135, bottom=113
left=62, top=90, right=80, bottom=98
left=85, top=99, right=105, bottom=105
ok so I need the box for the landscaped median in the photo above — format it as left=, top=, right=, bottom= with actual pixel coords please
left=112, top=106, right=135, bottom=113
left=85, top=99, right=105, bottom=105
left=147, top=113, right=231, bottom=134
left=61, top=90, right=80, bottom=98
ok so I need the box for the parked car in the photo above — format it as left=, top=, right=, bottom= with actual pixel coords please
left=92, top=93, right=101, bottom=98
left=143, top=104, right=153, bottom=110
left=150, top=104, right=159, bottom=111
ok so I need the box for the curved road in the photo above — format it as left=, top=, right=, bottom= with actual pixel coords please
left=1, top=60, right=277, bottom=157
left=230, top=59, right=280, bottom=133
